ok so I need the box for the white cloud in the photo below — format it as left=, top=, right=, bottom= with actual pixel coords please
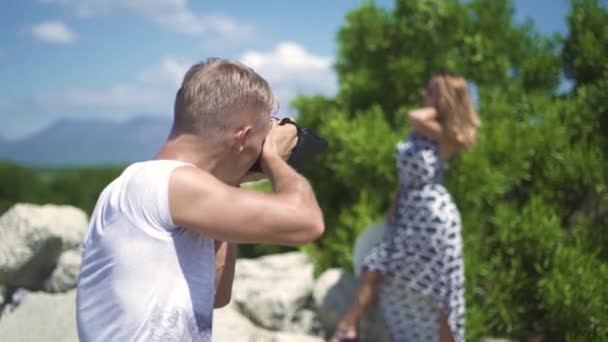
left=1, top=42, right=337, bottom=139
left=40, top=0, right=255, bottom=42
left=30, top=21, right=78, bottom=45
left=240, top=41, right=337, bottom=111
left=0, top=56, right=191, bottom=139
left=50, top=42, right=336, bottom=116
left=56, top=56, right=192, bottom=114
left=138, top=56, right=192, bottom=86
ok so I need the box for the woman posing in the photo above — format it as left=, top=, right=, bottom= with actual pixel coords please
left=332, top=72, right=481, bottom=342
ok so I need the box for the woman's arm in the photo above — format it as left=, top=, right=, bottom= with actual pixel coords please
left=408, top=107, right=444, bottom=142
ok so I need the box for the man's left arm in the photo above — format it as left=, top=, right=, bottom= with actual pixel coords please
left=214, top=240, right=236, bottom=308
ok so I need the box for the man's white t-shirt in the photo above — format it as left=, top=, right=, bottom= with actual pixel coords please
left=76, top=160, right=216, bottom=342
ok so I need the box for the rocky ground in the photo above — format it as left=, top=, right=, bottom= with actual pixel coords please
left=0, top=203, right=388, bottom=342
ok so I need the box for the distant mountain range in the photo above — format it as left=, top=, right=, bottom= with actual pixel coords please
left=0, top=116, right=173, bottom=166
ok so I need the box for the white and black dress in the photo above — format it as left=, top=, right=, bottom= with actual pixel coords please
left=363, top=132, right=465, bottom=342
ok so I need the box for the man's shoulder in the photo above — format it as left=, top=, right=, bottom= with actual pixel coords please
left=92, top=160, right=196, bottom=231
left=98, top=161, right=185, bottom=200
left=167, top=163, right=217, bottom=198
left=126, top=160, right=196, bottom=183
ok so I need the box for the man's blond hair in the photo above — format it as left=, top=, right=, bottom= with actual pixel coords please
left=171, top=58, right=278, bottom=137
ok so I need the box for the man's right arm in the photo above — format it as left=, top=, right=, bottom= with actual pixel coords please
left=168, top=154, right=324, bottom=246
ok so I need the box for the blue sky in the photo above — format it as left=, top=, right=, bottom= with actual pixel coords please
left=0, top=0, right=570, bottom=140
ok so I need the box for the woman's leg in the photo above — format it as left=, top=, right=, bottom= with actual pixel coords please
left=439, top=309, right=456, bottom=342
left=331, top=269, right=383, bottom=341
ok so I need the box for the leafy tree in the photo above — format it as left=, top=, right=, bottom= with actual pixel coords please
left=563, top=0, right=608, bottom=87
left=294, top=0, right=608, bottom=339
left=562, top=0, right=608, bottom=148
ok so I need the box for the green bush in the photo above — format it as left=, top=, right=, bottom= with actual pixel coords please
left=297, top=105, right=403, bottom=272
left=0, top=164, right=125, bottom=216
left=293, top=0, right=608, bottom=340
left=0, top=162, right=52, bottom=214
left=47, top=166, right=125, bottom=215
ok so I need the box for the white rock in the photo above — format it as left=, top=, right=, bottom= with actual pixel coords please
left=213, top=302, right=260, bottom=341
left=232, top=252, right=314, bottom=332
left=0, top=204, right=88, bottom=290
left=213, top=302, right=323, bottom=342
left=287, top=308, right=324, bottom=336
left=44, top=249, right=82, bottom=292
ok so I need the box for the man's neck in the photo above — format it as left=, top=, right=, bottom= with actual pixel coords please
left=155, top=134, right=234, bottom=183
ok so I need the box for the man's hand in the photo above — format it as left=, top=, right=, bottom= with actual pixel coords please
left=262, top=119, right=298, bottom=167
left=239, top=118, right=298, bottom=184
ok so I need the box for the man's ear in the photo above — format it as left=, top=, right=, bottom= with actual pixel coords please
left=233, top=126, right=252, bottom=153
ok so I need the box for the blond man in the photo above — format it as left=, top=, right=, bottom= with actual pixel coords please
left=76, top=58, right=325, bottom=342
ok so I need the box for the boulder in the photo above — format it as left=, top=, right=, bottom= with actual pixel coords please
left=44, top=249, right=82, bottom=293
left=0, top=204, right=88, bottom=291
left=212, top=301, right=261, bottom=341
left=232, top=252, right=315, bottom=332
left=286, top=308, right=324, bottom=336
left=213, top=301, right=323, bottom=342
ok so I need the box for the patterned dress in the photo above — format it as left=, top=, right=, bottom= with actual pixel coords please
left=363, top=132, right=465, bottom=342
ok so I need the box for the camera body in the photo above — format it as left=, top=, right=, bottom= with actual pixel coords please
left=249, top=118, right=328, bottom=173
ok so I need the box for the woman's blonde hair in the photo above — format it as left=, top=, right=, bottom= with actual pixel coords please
left=433, top=72, right=481, bottom=149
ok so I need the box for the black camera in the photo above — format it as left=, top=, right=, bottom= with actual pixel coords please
left=249, top=118, right=328, bottom=173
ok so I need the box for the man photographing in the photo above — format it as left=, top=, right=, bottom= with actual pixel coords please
left=76, top=58, right=325, bottom=341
